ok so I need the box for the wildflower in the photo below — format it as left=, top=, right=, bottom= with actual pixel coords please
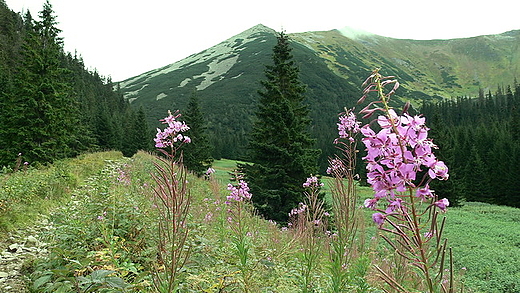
left=327, top=158, right=344, bottom=174
left=424, top=230, right=435, bottom=238
left=364, top=198, right=378, bottom=209
left=303, top=175, right=323, bottom=188
left=337, top=110, right=361, bottom=139
left=372, top=212, right=385, bottom=227
left=154, top=110, right=191, bottom=148
left=434, top=198, right=450, bottom=212
left=226, top=180, right=252, bottom=204
left=416, top=185, right=434, bottom=200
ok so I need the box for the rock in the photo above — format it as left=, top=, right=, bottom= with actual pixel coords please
left=26, top=236, right=38, bottom=245
left=7, top=243, right=19, bottom=252
left=0, top=272, right=8, bottom=278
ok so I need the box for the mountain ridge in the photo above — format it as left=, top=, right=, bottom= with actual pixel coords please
left=117, top=24, right=520, bottom=166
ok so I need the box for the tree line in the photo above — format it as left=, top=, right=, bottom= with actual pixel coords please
left=0, top=0, right=149, bottom=167
left=421, top=83, right=520, bottom=208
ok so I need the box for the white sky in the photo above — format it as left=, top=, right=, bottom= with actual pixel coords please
left=6, top=0, right=520, bottom=81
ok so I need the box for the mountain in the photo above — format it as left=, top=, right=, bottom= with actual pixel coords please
left=117, top=24, right=520, bottom=168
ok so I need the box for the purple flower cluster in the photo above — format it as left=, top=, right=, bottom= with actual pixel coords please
left=356, top=109, right=450, bottom=218
left=302, top=176, right=324, bottom=188
left=154, top=110, right=191, bottom=148
left=337, top=111, right=361, bottom=142
left=289, top=202, right=307, bottom=217
left=226, top=180, right=252, bottom=204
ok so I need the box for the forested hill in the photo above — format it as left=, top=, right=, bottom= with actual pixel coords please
left=118, top=24, right=520, bottom=168
left=0, top=1, right=149, bottom=167
left=422, top=85, right=520, bottom=208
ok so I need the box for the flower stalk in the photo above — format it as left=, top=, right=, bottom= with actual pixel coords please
left=150, top=110, right=192, bottom=293
left=226, top=172, right=253, bottom=292
left=343, top=69, right=457, bottom=292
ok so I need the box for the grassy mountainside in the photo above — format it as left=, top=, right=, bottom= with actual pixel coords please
left=117, top=25, right=520, bottom=165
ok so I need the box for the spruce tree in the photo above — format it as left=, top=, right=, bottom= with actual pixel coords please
left=1, top=1, right=83, bottom=165
left=244, top=31, right=320, bottom=223
left=121, top=107, right=150, bottom=157
left=181, top=94, right=213, bottom=176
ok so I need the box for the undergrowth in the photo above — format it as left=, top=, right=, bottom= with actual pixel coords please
left=1, top=151, right=518, bottom=292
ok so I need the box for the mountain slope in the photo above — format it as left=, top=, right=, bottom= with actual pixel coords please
left=118, top=24, right=520, bottom=167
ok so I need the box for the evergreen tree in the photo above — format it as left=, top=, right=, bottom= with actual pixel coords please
left=244, top=31, right=320, bottom=223
left=1, top=1, right=84, bottom=165
left=181, top=94, right=213, bottom=176
left=121, top=106, right=150, bottom=157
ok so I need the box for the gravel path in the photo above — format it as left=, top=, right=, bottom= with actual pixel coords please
left=0, top=216, right=54, bottom=292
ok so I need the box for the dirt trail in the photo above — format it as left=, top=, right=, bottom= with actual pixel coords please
left=0, top=216, right=54, bottom=292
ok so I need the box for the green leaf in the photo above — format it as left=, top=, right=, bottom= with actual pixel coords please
left=33, top=274, right=52, bottom=289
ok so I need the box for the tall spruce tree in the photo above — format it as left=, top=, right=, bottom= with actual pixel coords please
left=181, top=94, right=213, bottom=176
left=244, top=31, right=320, bottom=223
left=1, top=1, right=83, bottom=165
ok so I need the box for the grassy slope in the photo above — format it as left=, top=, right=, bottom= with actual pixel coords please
left=213, top=158, right=520, bottom=292
left=2, top=154, right=518, bottom=292
left=292, top=30, right=520, bottom=99
left=444, top=202, right=520, bottom=292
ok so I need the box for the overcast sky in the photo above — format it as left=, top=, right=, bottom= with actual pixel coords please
left=6, top=0, right=520, bottom=81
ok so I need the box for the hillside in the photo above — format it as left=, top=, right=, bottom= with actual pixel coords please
left=1, top=153, right=519, bottom=292
left=118, top=24, right=520, bottom=166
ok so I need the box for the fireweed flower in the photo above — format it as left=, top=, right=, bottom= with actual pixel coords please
left=326, top=158, right=345, bottom=174
left=226, top=180, right=252, bottom=204
left=302, top=175, right=324, bottom=188
left=341, top=73, right=450, bottom=225
left=434, top=198, right=450, bottom=212
left=348, top=69, right=455, bottom=292
left=154, top=110, right=191, bottom=148
left=337, top=111, right=361, bottom=140
left=353, top=110, right=451, bottom=220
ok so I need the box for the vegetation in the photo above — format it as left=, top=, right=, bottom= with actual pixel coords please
left=1, top=1, right=519, bottom=292
left=1, top=153, right=518, bottom=292
left=421, top=84, right=520, bottom=208
left=0, top=0, right=149, bottom=167
left=180, top=94, right=214, bottom=176
left=243, top=31, right=320, bottom=223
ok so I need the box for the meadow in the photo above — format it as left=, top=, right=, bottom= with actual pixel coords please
left=0, top=151, right=518, bottom=292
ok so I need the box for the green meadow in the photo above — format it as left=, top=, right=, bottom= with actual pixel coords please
left=0, top=153, right=518, bottom=292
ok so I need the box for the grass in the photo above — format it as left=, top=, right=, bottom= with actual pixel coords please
left=0, top=151, right=123, bottom=235
left=443, top=202, right=520, bottom=293
left=1, top=154, right=518, bottom=292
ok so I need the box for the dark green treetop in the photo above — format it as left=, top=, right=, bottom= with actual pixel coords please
left=181, top=93, right=214, bottom=176
left=244, top=31, right=320, bottom=223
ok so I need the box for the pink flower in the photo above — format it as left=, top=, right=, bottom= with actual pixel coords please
left=372, top=213, right=385, bottom=227
left=364, top=198, right=378, bottom=209
left=337, top=111, right=361, bottom=139
left=154, top=110, right=191, bottom=149
left=434, top=198, right=449, bottom=212
left=416, top=185, right=434, bottom=200
left=226, top=180, right=252, bottom=203
left=428, top=161, right=449, bottom=180
left=303, top=175, right=323, bottom=188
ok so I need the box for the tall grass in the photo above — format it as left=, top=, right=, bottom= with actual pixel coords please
left=1, top=152, right=517, bottom=292
left=0, top=151, right=123, bottom=235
